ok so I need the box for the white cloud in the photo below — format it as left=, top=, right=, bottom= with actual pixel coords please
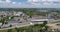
left=47, top=0, right=60, bottom=2
left=28, top=0, right=60, bottom=2
left=6, top=0, right=11, bottom=3
left=27, top=0, right=60, bottom=5
left=28, top=0, right=40, bottom=2
left=0, top=0, right=60, bottom=8
left=12, top=2, right=16, bottom=4
left=0, top=0, right=22, bottom=5
left=0, top=0, right=11, bottom=4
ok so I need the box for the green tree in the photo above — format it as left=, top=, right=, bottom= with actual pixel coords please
left=7, top=29, right=13, bottom=32
left=1, top=18, right=6, bottom=26
left=43, top=21, right=47, bottom=26
left=15, top=28, right=20, bottom=32
left=27, top=11, right=33, bottom=18
left=39, top=21, right=48, bottom=32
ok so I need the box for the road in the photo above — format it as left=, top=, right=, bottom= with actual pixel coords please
left=0, top=23, right=34, bottom=30
left=0, top=19, right=59, bottom=30
left=0, top=20, right=43, bottom=30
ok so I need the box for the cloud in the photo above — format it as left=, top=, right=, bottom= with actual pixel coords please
left=12, top=2, right=16, bottom=4
left=0, top=0, right=11, bottom=4
left=6, top=0, right=11, bottom=3
left=27, top=0, right=60, bottom=5
left=28, top=0, right=41, bottom=2
left=0, top=0, right=60, bottom=8
left=28, top=0, right=60, bottom=2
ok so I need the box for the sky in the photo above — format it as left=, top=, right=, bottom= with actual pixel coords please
left=0, top=0, right=60, bottom=8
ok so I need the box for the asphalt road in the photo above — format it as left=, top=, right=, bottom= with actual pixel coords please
left=0, top=19, right=58, bottom=30
left=0, top=20, right=43, bottom=30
